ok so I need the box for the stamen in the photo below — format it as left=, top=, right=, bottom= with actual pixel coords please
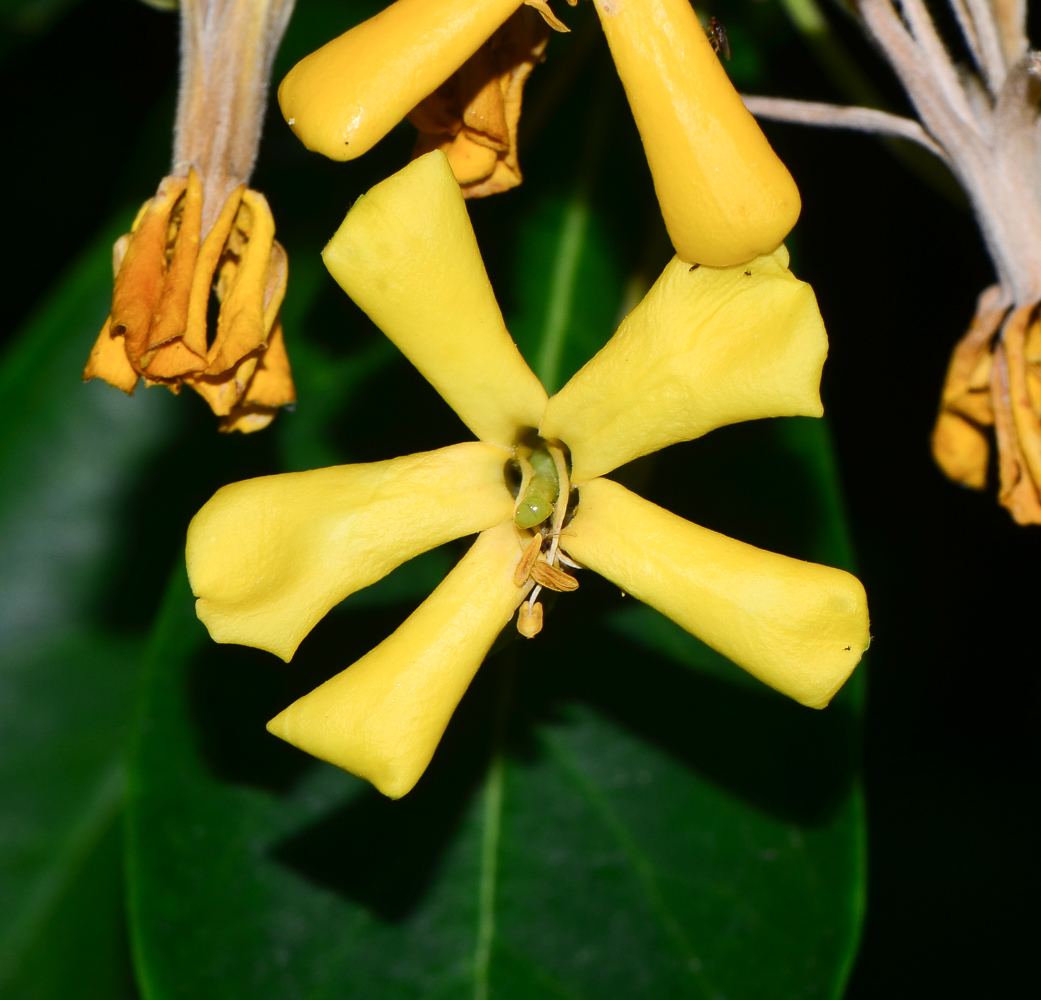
left=530, top=560, right=579, bottom=592
left=513, top=534, right=542, bottom=587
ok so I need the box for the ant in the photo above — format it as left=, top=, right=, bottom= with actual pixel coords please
left=707, top=17, right=731, bottom=61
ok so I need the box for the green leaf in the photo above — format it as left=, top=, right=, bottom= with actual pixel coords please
left=0, top=219, right=180, bottom=997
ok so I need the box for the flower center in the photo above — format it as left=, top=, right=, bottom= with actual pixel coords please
left=506, top=438, right=579, bottom=638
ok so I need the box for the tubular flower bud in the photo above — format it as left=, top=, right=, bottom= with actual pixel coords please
left=278, top=0, right=531, bottom=162
left=591, top=0, right=800, bottom=266
left=277, top=0, right=800, bottom=260
left=83, top=0, right=297, bottom=433
left=187, top=152, right=869, bottom=799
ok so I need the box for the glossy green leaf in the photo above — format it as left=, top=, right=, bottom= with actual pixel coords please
left=0, top=219, right=180, bottom=997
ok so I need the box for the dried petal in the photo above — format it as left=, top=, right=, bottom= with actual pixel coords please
left=932, top=410, right=989, bottom=489
left=143, top=168, right=204, bottom=360
left=408, top=7, right=549, bottom=196
left=184, top=184, right=245, bottom=358
left=205, top=190, right=276, bottom=375
left=82, top=318, right=138, bottom=394
left=111, top=176, right=187, bottom=369
left=935, top=285, right=1004, bottom=431
left=991, top=343, right=1041, bottom=523
left=1002, top=303, right=1041, bottom=499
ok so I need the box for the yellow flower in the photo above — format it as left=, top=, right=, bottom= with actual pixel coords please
left=277, top=0, right=800, bottom=266
left=186, top=151, right=870, bottom=799
left=83, top=0, right=296, bottom=434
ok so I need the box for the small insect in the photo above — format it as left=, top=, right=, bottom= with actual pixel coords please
left=707, top=17, right=731, bottom=61
left=689, top=263, right=701, bottom=272
left=744, top=270, right=752, bottom=276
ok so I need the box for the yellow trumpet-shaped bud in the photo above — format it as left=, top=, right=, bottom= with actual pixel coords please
left=564, top=479, right=870, bottom=709
left=592, top=0, right=800, bottom=266
left=278, top=0, right=526, bottom=162
left=323, top=150, right=547, bottom=447
left=541, top=247, right=826, bottom=484
left=266, top=521, right=525, bottom=799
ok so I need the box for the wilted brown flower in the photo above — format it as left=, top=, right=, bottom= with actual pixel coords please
left=407, top=6, right=551, bottom=198
left=743, top=0, right=1041, bottom=523
left=84, top=0, right=297, bottom=433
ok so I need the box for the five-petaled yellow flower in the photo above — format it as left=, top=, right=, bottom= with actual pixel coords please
left=278, top=0, right=800, bottom=265
left=186, top=151, right=870, bottom=800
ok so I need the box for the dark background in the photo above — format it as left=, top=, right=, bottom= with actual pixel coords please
left=2, top=0, right=1036, bottom=995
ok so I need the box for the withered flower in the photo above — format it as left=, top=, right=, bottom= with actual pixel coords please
left=406, top=6, right=551, bottom=198
left=84, top=0, right=297, bottom=433
left=743, top=0, right=1041, bottom=523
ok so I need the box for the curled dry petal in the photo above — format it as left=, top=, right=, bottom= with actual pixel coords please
left=322, top=150, right=548, bottom=447
left=931, top=284, right=1005, bottom=489
left=279, top=0, right=526, bottom=162
left=408, top=6, right=550, bottom=196
left=990, top=305, right=1041, bottom=523
left=541, top=247, right=827, bottom=483
left=84, top=0, right=296, bottom=432
left=266, top=521, right=527, bottom=798
left=562, top=478, right=870, bottom=709
left=591, top=0, right=800, bottom=265
left=991, top=340, right=1041, bottom=522
left=84, top=177, right=295, bottom=431
left=187, top=442, right=516, bottom=660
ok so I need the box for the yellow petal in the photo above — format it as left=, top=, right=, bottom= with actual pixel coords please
left=592, top=0, right=799, bottom=266
left=278, top=0, right=525, bottom=161
left=542, top=249, right=827, bottom=483
left=266, top=520, right=525, bottom=798
left=187, top=442, right=515, bottom=661
left=323, top=150, right=548, bottom=447
left=562, top=478, right=869, bottom=709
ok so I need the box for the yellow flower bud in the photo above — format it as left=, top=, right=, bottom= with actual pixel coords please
left=592, top=0, right=801, bottom=266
